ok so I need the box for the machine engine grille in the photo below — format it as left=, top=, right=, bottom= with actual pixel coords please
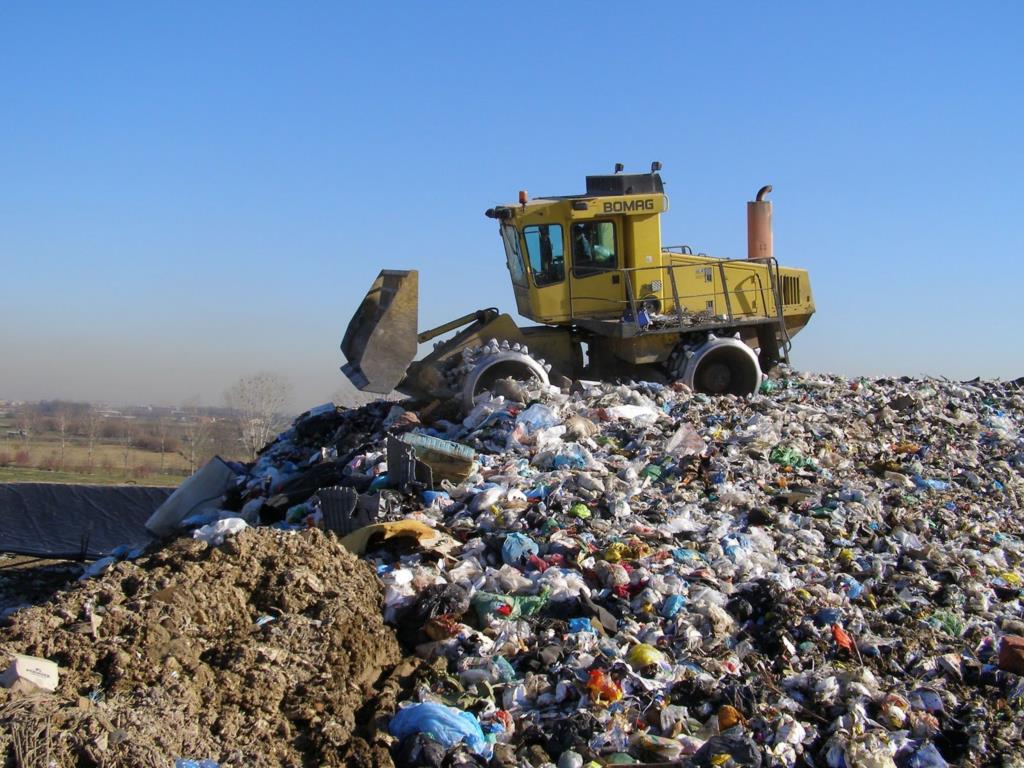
left=782, top=275, right=801, bottom=305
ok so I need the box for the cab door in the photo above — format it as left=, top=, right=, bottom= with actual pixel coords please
left=567, top=218, right=626, bottom=319
left=520, top=222, right=570, bottom=323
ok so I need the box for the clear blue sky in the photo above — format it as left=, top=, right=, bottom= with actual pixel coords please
left=2, top=2, right=1021, bottom=409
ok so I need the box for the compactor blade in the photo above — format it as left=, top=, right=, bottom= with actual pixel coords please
left=341, top=269, right=419, bottom=393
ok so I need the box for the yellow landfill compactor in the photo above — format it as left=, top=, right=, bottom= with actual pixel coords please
left=341, top=164, right=814, bottom=411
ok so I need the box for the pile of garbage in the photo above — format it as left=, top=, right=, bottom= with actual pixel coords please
left=5, top=368, right=1024, bottom=768
left=0, top=528, right=401, bottom=767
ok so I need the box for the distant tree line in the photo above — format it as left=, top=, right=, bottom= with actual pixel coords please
left=0, top=371, right=299, bottom=477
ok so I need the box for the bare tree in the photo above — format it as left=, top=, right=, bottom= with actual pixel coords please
left=225, top=372, right=293, bottom=460
left=56, top=407, right=69, bottom=472
left=84, top=407, right=102, bottom=473
left=210, top=418, right=239, bottom=461
left=178, top=398, right=212, bottom=475
left=121, top=420, right=134, bottom=479
left=15, top=406, right=35, bottom=448
left=156, top=416, right=171, bottom=474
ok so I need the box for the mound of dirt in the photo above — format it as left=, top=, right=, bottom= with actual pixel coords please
left=0, top=528, right=402, bottom=767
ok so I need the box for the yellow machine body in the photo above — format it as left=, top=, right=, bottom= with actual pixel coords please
left=497, top=189, right=813, bottom=340
left=342, top=167, right=816, bottom=403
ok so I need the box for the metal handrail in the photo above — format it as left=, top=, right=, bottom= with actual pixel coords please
left=567, top=259, right=777, bottom=327
left=561, top=255, right=794, bottom=363
left=761, top=257, right=793, bottom=360
left=633, top=259, right=772, bottom=319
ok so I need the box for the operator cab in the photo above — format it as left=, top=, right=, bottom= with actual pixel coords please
left=486, top=165, right=668, bottom=325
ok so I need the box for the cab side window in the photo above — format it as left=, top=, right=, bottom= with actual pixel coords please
left=572, top=221, right=617, bottom=277
left=501, top=224, right=528, bottom=286
left=523, top=224, right=565, bottom=286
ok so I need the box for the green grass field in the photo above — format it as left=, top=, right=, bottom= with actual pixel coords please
left=0, top=466, right=183, bottom=486
left=0, top=435, right=191, bottom=487
left=0, top=404, right=250, bottom=487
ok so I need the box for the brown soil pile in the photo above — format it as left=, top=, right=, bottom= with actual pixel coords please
left=0, top=528, right=402, bottom=767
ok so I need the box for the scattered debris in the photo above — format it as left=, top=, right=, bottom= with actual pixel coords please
left=4, top=368, right=1024, bottom=767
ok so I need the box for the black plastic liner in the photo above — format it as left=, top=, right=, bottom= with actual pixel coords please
left=0, top=483, right=171, bottom=558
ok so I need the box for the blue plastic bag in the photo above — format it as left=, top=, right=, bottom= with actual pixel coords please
left=389, top=702, right=491, bottom=757
left=837, top=573, right=864, bottom=599
left=552, top=444, right=588, bottom=470
left=568, top=617, right=596, bottom=634
left=907, top=743, right=948, bottom=768
left=422, top=490, right=451, bottom=507
left=913, top=474, right=950, bottom=492
left=661, top=594, right=686, bottom=618
left=502, top=533, right=539, bottom=565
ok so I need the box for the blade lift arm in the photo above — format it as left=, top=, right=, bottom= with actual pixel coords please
left=417, top=308, right=500, bottom=344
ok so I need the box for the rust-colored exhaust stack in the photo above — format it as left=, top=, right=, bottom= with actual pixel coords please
left=747, top=185, right=773, bottom=260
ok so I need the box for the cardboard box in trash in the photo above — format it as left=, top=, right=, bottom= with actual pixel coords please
left=0, top=654, right=59, bottom=692
left=389, top=432, right=476, bottom=484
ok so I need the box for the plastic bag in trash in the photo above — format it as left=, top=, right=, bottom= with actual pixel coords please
left=389, top=702, right=491, bottom=758
left=502, top=532, right=539, bottom=565
left=516, top=403, right=560, bottom=433
left=689, top=733, right=763, bottom=767
left=394, top=583, right=470, bottom=643
left=192, top=518, right=248, bottom=546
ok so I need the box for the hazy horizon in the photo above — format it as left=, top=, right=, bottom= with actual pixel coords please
left=3, top=3, right=1021, bottom=412
left=3, top=361, right=1020, bottom=415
